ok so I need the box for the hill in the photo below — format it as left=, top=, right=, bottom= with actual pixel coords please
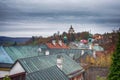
left=0, top=36, right=31, bottom=46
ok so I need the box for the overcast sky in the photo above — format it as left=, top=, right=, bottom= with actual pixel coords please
left=0, top=0, right=120, bottom=37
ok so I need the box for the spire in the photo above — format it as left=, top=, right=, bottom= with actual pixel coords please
left=70, top=25, right=73, bottom=29
left=68, top=25, right=75, bottom=34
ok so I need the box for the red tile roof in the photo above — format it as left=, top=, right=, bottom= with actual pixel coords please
left=46, top=42, right=69, bottom=49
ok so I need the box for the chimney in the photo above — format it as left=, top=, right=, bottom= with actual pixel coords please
left=58, top=40, right=62, bottom=46
left=45, top=50, right=49, bottom=55
left=38, top=48, right=42, bottom=53
left=57, top=55, right=63, bottom=70
left=38, top=48, right=42, bottom=56
left=81, top=50, right=84, bottom=55
left=93, top=50, right=96, bottom=58
left=52, top=40, right=56, bottom=46
left=89, top=44, right=92, bottom=49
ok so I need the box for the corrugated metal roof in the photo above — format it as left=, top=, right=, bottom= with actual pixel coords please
left=48, top=49, right=93, bottom=60
left=49, top=49, right=82, bottom=54
left=26, top=66, right=69, bottom=80
left=3, top=46, right=44, bottom=62
left=1, top=45, right=92, bottom=64
left=50, top=49, right=82, bottom=61
left=18, top=54, right=84, bottom=78
left=0, top=46, right=13, bottom=63
left=69, top=42, right=89, bottom=49
left=93, top=45, right=104, bottom=51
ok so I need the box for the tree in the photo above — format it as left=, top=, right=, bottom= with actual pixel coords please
left=80, top=32, right=89, bottom=40
left=108, top=32, right=120, bottom=80
left=3, top=75, right=11, bottom=80
left=70, top=34, right=75, bottom=42
left=97, top=76, right=107, bottom=80
left=13, top=41, right=17, bottom=46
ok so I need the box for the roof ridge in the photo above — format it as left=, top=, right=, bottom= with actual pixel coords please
left=18, top=53, right=67, bottom=61
left=27, top=65, right=57, bottom=74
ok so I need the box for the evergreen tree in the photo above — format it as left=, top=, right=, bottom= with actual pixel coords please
left=108, top=32, right=120, bottom=80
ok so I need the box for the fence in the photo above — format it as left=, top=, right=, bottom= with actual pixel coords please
left=84, top=67, right=109, bottom=80
left=0, top=72, right=25, bottom=80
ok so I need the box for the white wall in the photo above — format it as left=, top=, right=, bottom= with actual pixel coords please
left=93, top=50, right=96, bottom=58
left=10, top=62, right=25, bottom=75
left=81, top=50, right=84, bottom=55
left=89, top=44, right=92, bottom=49
left=0, top=71, right=9, bottom=78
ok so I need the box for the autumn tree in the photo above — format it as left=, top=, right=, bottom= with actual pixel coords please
left=84, top=54, right=112, bottom=67
left=80, top=32, right=89, bottom=40
left=108, top=32, right=120, bottom=80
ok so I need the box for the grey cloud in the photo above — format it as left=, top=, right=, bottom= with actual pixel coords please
left=0, top=0, right=120, bottom=37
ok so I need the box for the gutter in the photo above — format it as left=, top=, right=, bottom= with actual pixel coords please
left=67, top=69, right=84, bottom=78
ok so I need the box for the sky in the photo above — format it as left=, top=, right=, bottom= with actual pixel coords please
left=0, top=0, right=120, bottom=37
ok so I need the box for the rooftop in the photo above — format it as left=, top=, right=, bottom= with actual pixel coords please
left=93, top=45, right=104, bottom=51
left=18, top=54, right=84, bottom=78
left=46, top=42, right=69, bottom=49
left=26, top=66, right=69, bottom=80
left=3, top=45, right=44, bottom=62
left=0, top=46, right=13, bottom=63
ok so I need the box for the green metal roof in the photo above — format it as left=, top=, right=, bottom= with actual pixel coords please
left=18, top=54, right=84, bottom=78
left=93, top=45, right=104, bottom=51
left=0, top=46, right=13, bottom=63
left=3, top=46, right=44, bottom=62
left=49, top=49, right=93, bottom=61
left=1, top=45, right=92, bottom=65
left=49, top=49, right=82, bottom=54
left=49, top=49, right=82, bottom=60
left=26, top=66, right=69, bottom=80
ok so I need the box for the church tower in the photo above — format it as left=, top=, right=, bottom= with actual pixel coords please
left=68, top=25, right=75, bottom=34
